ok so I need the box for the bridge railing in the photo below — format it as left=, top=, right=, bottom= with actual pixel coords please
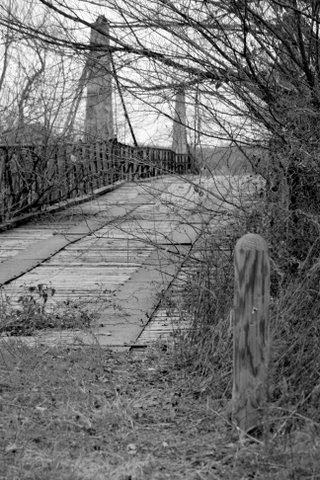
left=0, top=141, right=195, bottom=223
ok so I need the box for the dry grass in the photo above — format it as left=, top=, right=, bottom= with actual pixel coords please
left=0, top=338, right=319, bottom=480
left=156, top=196, right=320, bottom=479
left=0, top=286, right=96, bottom=336
left=1, top=174, right=320, bottom=479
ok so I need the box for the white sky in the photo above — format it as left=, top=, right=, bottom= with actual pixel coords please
left=0, top=0, right=256, bottom=147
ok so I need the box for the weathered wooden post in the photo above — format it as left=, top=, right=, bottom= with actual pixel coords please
left=233, top=233, right=270, bottom=432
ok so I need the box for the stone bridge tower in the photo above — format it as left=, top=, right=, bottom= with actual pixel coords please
left=172, top=88, right=188, bottom=154
left=85, top=15, right=114, bottom=141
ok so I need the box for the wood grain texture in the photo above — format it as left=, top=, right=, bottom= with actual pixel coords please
left=0, top=176, right=203, bottom=348
left=233, top=233, right=270, bottom=432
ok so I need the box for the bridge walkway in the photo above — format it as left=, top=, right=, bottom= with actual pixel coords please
left=0, top=175, right=214, bottom=350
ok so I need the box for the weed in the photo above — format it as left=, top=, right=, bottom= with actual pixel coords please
left=149, top=178, right=320, bottom=477
left=0, top=284, right=94, bottom=336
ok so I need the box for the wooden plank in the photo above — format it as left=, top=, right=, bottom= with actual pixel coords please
left=0, top=215, right=124, bottom=286
left=79, top=244, right=193, bottom=347
left=0, top=180, right=125, bottom=233
left=0, top=176, right=210, bottom=349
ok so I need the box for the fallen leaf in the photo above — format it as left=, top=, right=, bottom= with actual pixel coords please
left=127, top=443, right=137, bottom=454
left=35, top=406, right=47, bottom=412
left=5, top=443, right=18, bottom=453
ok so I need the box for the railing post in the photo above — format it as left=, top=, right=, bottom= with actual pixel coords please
left=233, top=233, right=270, bottom=432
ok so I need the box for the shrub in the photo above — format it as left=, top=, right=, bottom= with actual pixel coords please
left=0, top=284, right=93, bottom=336
left=173, top=182, right=320, bottom=426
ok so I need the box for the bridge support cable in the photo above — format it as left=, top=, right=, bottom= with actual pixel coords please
left=110, top=51, right=138, bottom=148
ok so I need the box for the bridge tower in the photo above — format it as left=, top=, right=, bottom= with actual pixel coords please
left=85, top=15, right=114, bottom=141
left=172, top=88, right=188, bottom=154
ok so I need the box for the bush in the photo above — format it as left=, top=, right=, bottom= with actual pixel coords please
left=172, top=184, right=320, bottom=426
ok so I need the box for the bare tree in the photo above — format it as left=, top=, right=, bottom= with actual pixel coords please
left=2, top=0, right=320, bottom=266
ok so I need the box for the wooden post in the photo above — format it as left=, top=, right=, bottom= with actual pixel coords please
left=0, top=148, right=5, bottom=221
left=57, top=144, right=66, bottom=200
left=233, top=233, right=270, bottom=432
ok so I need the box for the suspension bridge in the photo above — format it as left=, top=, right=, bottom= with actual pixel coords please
left=0, top=16, right=252, bottom=350
left=0, top=141, right=244, bottom=350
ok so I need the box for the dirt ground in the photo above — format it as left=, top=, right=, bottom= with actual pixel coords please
left=0, top=341, right=319, bottom=480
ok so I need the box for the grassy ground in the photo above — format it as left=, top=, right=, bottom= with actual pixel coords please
left=0, top=340, right=319, bottom=480
left=0, top=174, right=319, bottom=479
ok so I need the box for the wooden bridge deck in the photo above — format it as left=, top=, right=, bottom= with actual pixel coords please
left=0, top=175, right=219, bottom=349
left=0, top=174, right=250, bottom=349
